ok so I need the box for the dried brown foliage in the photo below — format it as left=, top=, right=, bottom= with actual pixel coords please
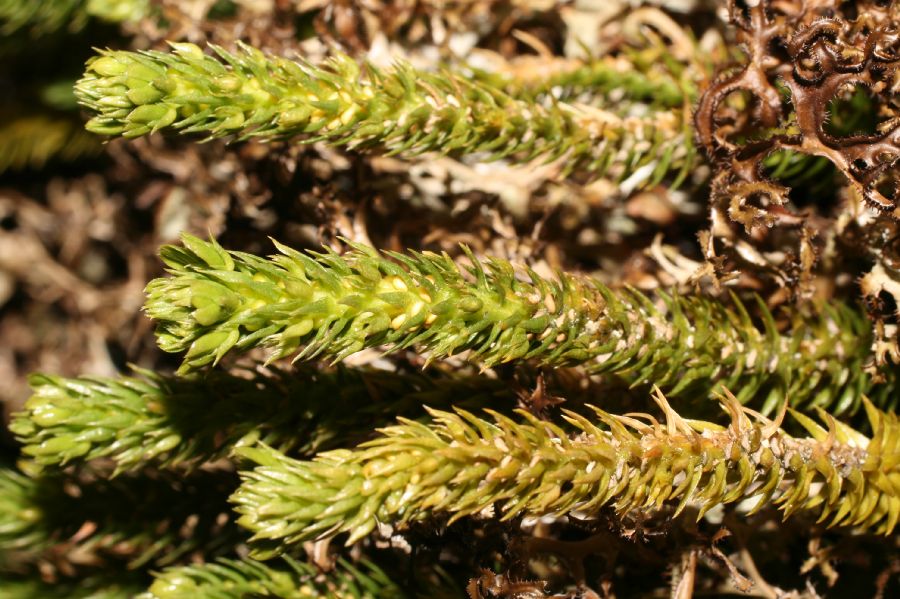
left=697, top=0, right=900, bottom=219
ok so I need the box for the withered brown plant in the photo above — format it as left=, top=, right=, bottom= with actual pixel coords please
left=697, top=0, right=900, bottom=221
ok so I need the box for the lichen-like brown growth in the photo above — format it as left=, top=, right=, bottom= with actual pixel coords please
left=696, top=0, right=900, bottom=223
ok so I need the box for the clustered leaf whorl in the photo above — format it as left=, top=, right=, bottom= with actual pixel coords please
left=11, top=366, right=505, bottom=474
left=74, top=42, right=696, bottom=185
left=145, top=235, right=896, bottom=415
left=231, top=392, right=900, bottom=559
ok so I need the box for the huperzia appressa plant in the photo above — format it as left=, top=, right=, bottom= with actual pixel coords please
left=231, top=391, right=900, bottom=559
left=470, top=55, right=689, bottom=109
left=145, top=235, right=897, bottom=416
left=8, top=1, right=900, bottom=597
left=74, top=41, right=698, bottom=187
left=10, top=366, right=507, bottom=474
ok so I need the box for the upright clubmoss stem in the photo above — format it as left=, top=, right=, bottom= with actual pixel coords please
left=231, top=392, right=900, bottom=558
left=75, top=42, right=696, bottom=185
left=145, top=235, right=896, bottom=415
left=11, top=366, right=506, bottom=474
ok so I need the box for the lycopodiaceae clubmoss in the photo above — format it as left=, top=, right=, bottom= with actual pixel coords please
left=10, top=366, right=506, bottom=474
left=231, top=391, right=900, bottom=559
left=470, top=54, right=692, bottom=109
left=145, top=235, right=896, bottom=415
left=74, top=42, right=697, bottom=185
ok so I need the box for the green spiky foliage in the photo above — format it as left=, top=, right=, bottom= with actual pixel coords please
left=471, top=55, right=692, bottom=109
left=231, top=392, right=900, bottom=559
left=10, top=366, right=506, bottom=474
left=145, top=235, right=895, bottom=416
left=0, top=468, right=240, bottom=571
left=0, top=0, right=147, bottom=36
left=74, top=42, right=696, bottom=186
left=140, top=556, right=405, bottom=599
left=10, top=2, right=900, bottom=596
